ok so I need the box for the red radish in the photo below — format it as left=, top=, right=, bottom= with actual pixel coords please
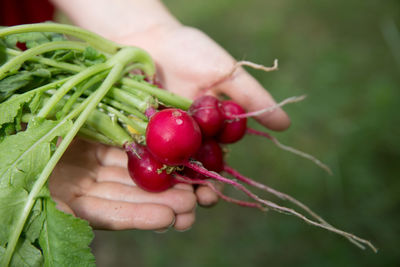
left=216, top=100, right=247, bottom=144
left=188, top=95, right=224, bottom=137
left=146, top=108, right=202, bottom=165
left=125, top=143, right=174, bottom=192
left=193, top=138, right=224, bottom=173
left=184, top=138, right=224, bottom=179
left=187, top=95, right=330, bottom=173
left=189, top=95, right=304, bottom=143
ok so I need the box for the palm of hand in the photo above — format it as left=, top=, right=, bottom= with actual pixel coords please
left=124, top=25, right=290, bottom=130
left=50, top=139, right=199, bottom=231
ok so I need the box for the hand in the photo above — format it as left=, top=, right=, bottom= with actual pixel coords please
left=50, top=139, right=197, bottom=231
left=120, top=25, right=290, bottom=131
left=50, top=0, right=290, bottom=229
left=52, top=0, right=290, bottom=130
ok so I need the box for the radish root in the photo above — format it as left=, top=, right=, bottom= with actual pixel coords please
left=185, top=161, right=377, bottom=253
left=226, top=95, right=306, bottom=120
left=175, top=174, right=265, bottom=210
left=223, top=165, right=368, bottom=250
left=202, top=59, right=279, bottom=92
left=246, top=128, right=333, bottom=175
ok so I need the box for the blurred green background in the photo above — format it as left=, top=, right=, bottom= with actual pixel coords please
left=91, top=0, right=400, bottom=266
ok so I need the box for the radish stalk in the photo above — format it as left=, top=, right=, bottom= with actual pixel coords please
left=174, top=174, right=265, bottom=210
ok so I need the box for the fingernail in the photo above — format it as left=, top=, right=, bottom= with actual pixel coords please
left=153, top=216, right=176, bottom=234
left=175, top=226, right=192, bottom=233
left=154, top=228, right=169, bottom=234
left=169, top=216, right=176, bottom=228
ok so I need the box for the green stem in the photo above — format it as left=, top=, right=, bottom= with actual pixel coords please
left=0, top=23, right=121, bottom=54
left=121, top=78, right=192, bottom=110
left=38, top=62, right=111, bottom=118
left=107, top=87, right=152, bottom=113
left=6, top=48, right=84, bottom=73
left=120, top=84, right=158, bottom=108
left=78, top=126, right=117, bottom=146
left=0, top=41, right=88, bottom=79
left=100, top=97, right=147, bottom=121
left=6, top=45, right=191, bottom=111
left=98, top=103, right=147, bottom=135
left=58, top=71, right=108, bottom=118
left=85, top=109, right=132, bottom=146
left=9, top=77, right=70, bottom=100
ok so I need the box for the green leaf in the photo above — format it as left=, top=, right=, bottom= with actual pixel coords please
left=0, top=40, right=6, bottom=65
left=9, top=238, right=43, bottom=267
left=29, top=91, right=43, bottom=114
left=0, top=72, right=32, bottom=101
left=23, top=198, right=45, bottom=243
left=0, top=119, right=73, bottom=188
left=0, top=68, right=53, bottom=102
left=4, top=32, right=65, bottom=50
left=0, top=186, right=28, bottom=246
left=0, top=92, right=34, bottom=128
left=82, top=47, right=106, bottom=66
left=39, top=198, right=96, bottom=267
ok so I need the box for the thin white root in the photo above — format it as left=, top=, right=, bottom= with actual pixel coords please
left=224, top=165, right=365, bottom=250
left=202, top=59, right=279, bottom=92
left=254, top=196, right=378, bottom=253
left=229, top=59, right=279, bottom=76
left=230, top=95, right=306, bottom=119
left=246, top=129, right=333, bottom=175
left=270, top=136, right=333, bottom=175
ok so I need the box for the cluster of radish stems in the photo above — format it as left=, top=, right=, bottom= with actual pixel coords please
left=0, top=23, right=377, bottom=254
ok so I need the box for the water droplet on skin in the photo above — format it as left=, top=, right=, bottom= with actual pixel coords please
left=176, top=119, right=183, bottom=125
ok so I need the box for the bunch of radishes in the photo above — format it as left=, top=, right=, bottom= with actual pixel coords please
left=0, top=23, right=377, bottom=267
left=125, top=95, right=251, bottom=193
left=122, top=76, right=378, bottom=252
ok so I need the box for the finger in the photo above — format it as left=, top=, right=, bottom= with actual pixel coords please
left=173, top=182, right=194, bottom=192
left=95, top=144, right=127, bottom=167
left=216, top=68, right=290, bottom=131
left=49, top=163, right=96, bottom=203
left=52, top=196, right=75, bottom=216
left=95, top=165, right=134, bottom=186
left=69, top=196, right=175, bottom=230
left=85, top=182, right=197, bottom=214
left=195, top=184, right=220, bottom=207
left=173, top=212, right=196, bottom=232
left=61, top=139, right=99, bottom=168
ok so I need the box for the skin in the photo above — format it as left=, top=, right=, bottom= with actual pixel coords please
left=50, top=0, right=290, bottom=232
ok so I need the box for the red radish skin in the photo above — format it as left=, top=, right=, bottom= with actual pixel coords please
left=193, top=138, right=224, bottom=173
left=183, top=138, right=224, bottom=179
left=146, top=108, right=202, bottom=165
left=189, top=95, right=224, bottom=137
left=125, top=143, right=174, bottom=192
left=216, top=100, right=247, bottom=144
